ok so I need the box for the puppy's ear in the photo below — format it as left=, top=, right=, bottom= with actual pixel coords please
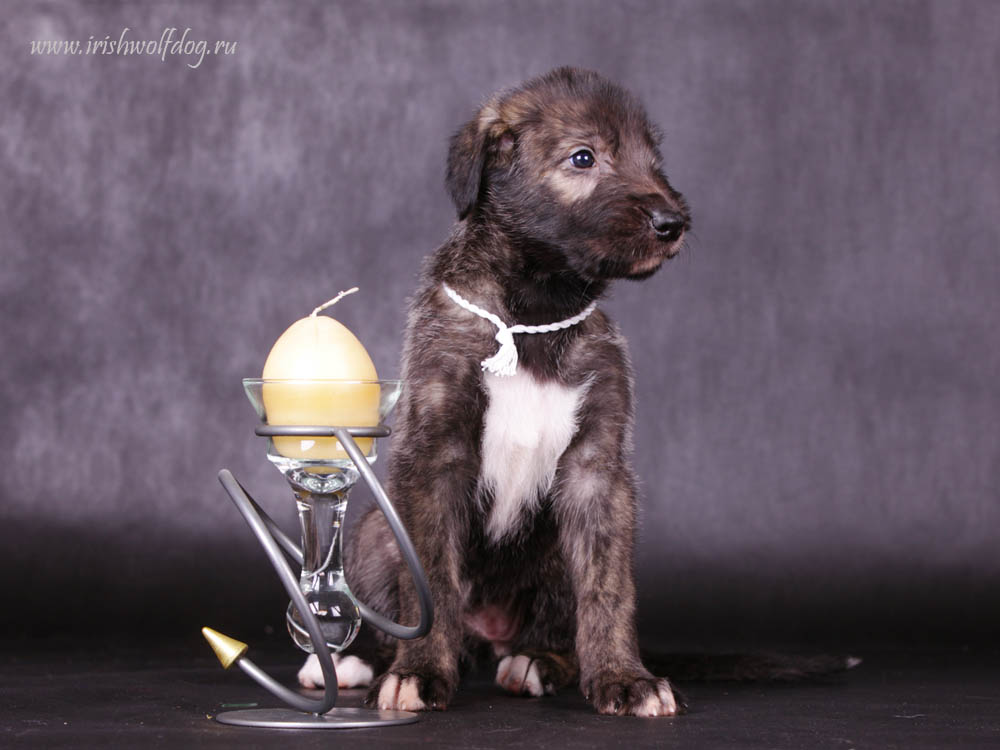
left=446, top=102, right=509, bottom=220
left=446, top=119, right=489, bottom=220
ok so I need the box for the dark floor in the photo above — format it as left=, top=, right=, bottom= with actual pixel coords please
left=2, top=640, right=999, bottom=749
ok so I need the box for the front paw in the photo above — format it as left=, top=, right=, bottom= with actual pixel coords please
left=495, top=652, right=576, bottom=697
left=365, top=669, right=454, bottom=711
left=584, top=673, right=684, bottom=717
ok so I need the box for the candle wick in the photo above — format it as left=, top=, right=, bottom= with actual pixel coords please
left=311, top=287, right=360, bottom=317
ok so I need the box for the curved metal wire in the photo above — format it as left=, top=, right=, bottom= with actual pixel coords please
left=218, top=469, right=338, bottom=714
left=254, top=425, right=390, bottom=438
left=333, top=428, right=434, bottom=640
left=215, top=425, right=434, bottom=714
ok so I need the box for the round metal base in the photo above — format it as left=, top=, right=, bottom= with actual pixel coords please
left=214, top=707, right=419, bottom=729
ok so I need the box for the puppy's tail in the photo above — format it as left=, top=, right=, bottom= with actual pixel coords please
left=641, top=651, right=862, bottom=682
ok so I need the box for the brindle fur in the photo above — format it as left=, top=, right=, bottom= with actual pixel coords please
left=342, top=67, right=691, bottom=715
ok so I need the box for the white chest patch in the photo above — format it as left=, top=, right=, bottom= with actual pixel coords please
left=479, top=371, right=585, bottom=542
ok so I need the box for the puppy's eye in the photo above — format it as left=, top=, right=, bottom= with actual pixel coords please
left=570, top=149, right=595, bottom=169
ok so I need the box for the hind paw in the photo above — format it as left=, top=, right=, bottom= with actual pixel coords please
left=297, top=653, right=374, bottom=689
left=584, top=673, right=683, bottom=717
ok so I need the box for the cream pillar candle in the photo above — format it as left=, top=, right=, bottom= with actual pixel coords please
left=261, top=288, right=380, bottom=460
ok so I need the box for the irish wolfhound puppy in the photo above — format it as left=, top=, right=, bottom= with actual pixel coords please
left=301, top=66, right=690, bottom=716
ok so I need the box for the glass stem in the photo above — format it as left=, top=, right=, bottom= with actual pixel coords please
left=284, top=473, right=362, bottom=653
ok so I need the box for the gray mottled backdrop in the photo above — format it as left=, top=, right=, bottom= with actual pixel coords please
left=2, top=0, right=997, bottom=646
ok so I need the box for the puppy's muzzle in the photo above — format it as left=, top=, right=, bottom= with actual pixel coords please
left=637, top=195, right=687, bottom=245
left=648, top=208, right=686, bottom=243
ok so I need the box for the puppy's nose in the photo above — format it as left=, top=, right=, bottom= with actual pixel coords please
left=649, top=209, right=685, bottom=241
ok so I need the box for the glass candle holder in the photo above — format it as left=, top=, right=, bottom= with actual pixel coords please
left=243, top=379, right=402, bottom=653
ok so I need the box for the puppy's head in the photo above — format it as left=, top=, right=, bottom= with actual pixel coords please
left=447, top=67, right=690, bottom=281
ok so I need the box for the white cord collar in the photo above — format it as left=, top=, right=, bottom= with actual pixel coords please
left=442, top=283, right=597, bottom=377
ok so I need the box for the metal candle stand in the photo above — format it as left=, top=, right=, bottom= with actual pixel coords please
left=206, top=424, right=434, bottom=729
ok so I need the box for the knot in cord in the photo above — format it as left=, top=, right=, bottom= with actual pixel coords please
left=482, top=325, right=519, bottom=377
left=441, top=283, right=597, bottom=377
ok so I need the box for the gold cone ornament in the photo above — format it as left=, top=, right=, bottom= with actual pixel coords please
left=202, top=627, right=248, bottom=669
